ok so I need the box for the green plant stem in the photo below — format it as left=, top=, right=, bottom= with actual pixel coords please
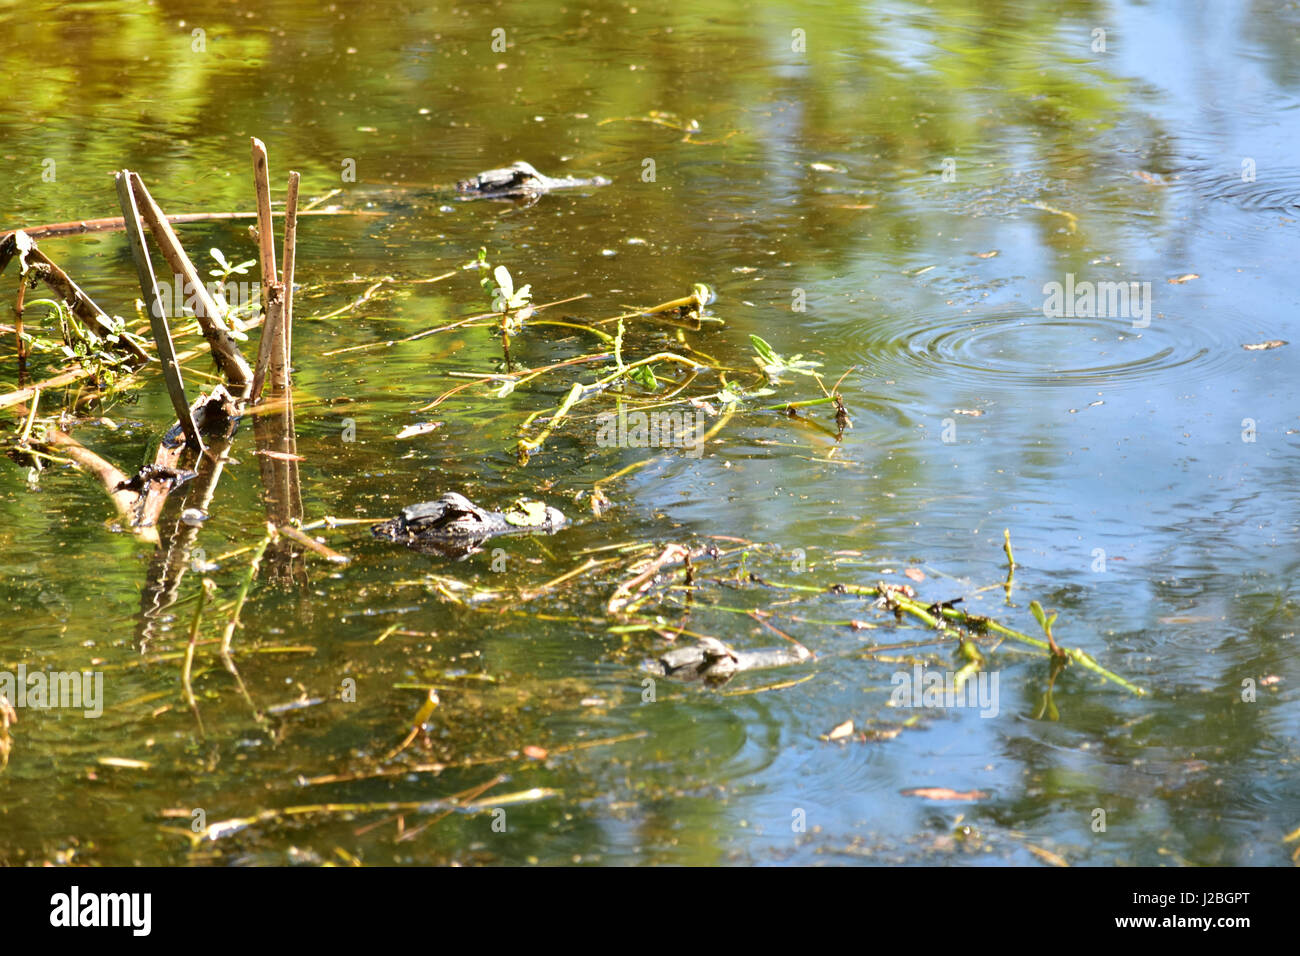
left=517, top=381, right=585, bottom=459
left=759, top=395, right=838, bottom=412
left=692, top=576, right=1145, bottom=696
left=528, top=319, right=615, bottom=344
left=592, top=352, right=710, bottom=387
left=17, top=390, right=39, bottom=445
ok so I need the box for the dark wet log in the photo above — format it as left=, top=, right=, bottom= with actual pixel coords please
left=136, top=409, right=240, bottom=648
left=251, top=138, right=277, bottom=301
left=133, top=386, right=239, bottom=530
left=248, top=138, right=280, bottom=401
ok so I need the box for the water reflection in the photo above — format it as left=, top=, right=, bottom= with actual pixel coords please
left=0, top=0, right=1298, bottom=865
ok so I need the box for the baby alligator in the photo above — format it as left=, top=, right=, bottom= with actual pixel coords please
left=456, top=161, right=611, bottom=202
left=644, top=636, right=814, bottom=684
left=372, top=492, right=566, bottom=558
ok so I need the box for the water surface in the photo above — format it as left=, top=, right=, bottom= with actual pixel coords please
left=0, top=0, right=1297, bottom=866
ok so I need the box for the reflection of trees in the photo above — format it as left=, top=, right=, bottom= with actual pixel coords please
left=4, top=0, right=1298, bottom=865
left=980, top=561, right=1297, bottom=865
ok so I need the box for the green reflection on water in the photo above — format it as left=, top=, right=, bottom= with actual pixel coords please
left=1, top=0, right=1298, bottom=866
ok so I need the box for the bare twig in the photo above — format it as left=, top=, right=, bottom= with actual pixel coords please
left=130, top=173, right=252, bottom=390
left=115, top=170, right=203, bottom=452
left=278, top=525, right=349, bottom=564
left=0, top=208, right=372, bottom=244
left=281, top=171, right=300, bottom=377
left=13, top=276, right=26, bottom=363
left=248, top=139, right=286, bottom=402
left=608, top=544, right=692, bottom=615
left=249, top=286, right=284, bottom=402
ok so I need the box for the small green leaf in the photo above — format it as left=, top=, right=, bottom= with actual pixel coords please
left=630, top=364, right=658, bottom=389
left=749, top=334, right=779, bottom=365
left=1029, top=600, right=1047, bottom=631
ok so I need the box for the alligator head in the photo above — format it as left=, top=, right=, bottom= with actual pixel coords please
left=455, top=161, right=611, bottom=202
left=373, top=492, right=567, bottom=558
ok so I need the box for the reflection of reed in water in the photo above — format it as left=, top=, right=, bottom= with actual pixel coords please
left=254, top=393, right=307, bottom=590
left=135, top=389, right=240, bottom=652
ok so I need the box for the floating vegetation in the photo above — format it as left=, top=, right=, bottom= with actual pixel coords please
left=1, top=141, right=1146, bottom=870
left=749, top=333, right=823, bottom=383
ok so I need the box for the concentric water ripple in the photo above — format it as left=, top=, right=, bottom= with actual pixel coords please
left=1164, top=150, right=1300, bottom=213
left=830, top=308, right=1261, bottom=391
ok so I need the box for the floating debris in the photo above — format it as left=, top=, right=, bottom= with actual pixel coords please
left=901, top=787, right=988, bottom=801
left=823, top=719, right=855, bottom=741
left=395, top=421, right=443, bottom=439
left=97, top=756, right=152, bottom=770
left=254, top=449, right=306, bottom=462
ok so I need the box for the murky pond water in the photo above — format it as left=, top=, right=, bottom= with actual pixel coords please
left=1, top=0, right=1297, bottom=866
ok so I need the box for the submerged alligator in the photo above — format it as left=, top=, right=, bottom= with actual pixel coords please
left=455, top=161, right=611, bottom=202
left=372, top=492, right=567, bottom=558
left=645, top=636, right=814, bottom=684
left=344, top=161, right=611, bottom=215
